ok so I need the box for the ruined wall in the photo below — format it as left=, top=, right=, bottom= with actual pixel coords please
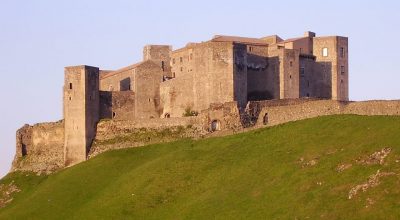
left=12, top=121, right=64, bottom=173
left=99, top=91, right=135, bottom=120
left=63, top=65, right=99, bottom=167
left=256, top=100, right=400, bottom=127
left=90, top=116, right=204, bottom=157
left=199, top=102, right=242, bottom=132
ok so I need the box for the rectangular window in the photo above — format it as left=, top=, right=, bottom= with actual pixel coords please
left=180, top=57, right=183, bottom=63
left=290, top=61, right=293, bottom=67
left=69, top=83, right=73, bottom=90
left=341, top=66, right=345, bottom=75
left=300, top=67, right=305, bottom=77
left=340, top=47, right=345, bottom=58
left=190, top=53, right=193, bottom=60
left=322, top=48, right=328, bottom=57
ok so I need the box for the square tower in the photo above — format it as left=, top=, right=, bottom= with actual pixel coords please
left=63, top=66, right=99, bottom=166
left=313, top=36, right=349, bottom=101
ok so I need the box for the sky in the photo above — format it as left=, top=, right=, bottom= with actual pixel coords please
left=0, top=0, right=399, bottom=178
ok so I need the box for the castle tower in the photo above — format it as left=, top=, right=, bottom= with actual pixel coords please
left=143, top=45, right=172, bottom=77
left=63, top=65, right=99, bottom=166
left=313, top=36, right=349, bottom=101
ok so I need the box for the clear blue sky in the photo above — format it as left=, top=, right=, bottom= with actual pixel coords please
left=1, top=0, right=399, bottom=178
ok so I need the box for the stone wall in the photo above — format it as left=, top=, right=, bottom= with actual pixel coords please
left=12, top=121, right=64, bottom=174
left=256, top=100, right=400, bottom=127
left=90, top=117, right=204, bottom=157
left=99, top=91, right=135, bottom=120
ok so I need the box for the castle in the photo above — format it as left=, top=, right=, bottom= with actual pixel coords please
left=62, top=31, right=349, bottom=166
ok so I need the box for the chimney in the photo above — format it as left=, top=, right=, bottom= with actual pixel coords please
left=304, top=31, right=316, bottom=38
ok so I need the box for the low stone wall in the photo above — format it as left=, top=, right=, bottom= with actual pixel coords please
left=256, top=100, right=400, bottom=127
left=12, top=121, right=64, bottom=174
left=199, top=102, right=242, bottom=131
left=90, top=117, right=206, bottom=157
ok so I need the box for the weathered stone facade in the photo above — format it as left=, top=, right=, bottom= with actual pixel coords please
left=12, top=31, right=369, bottom=174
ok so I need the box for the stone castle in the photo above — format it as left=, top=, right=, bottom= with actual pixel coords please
left=12, top=31, right=400, bottom=173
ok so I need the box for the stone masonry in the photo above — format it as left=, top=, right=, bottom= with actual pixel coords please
left=15, top=31, right=395, bottom=174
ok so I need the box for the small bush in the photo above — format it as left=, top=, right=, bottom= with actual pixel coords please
left=183, top=107, right=198, bottom=117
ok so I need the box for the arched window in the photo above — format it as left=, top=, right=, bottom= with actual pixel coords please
left=211, top=120, right=221, bottom=132
left=164, top=113, right=170, bottom=118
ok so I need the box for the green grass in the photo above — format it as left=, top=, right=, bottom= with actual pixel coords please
left=1, top=115, right=400, bottom=219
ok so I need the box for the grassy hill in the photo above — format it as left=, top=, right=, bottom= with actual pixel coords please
left=1, top=115, right=400, bottom=219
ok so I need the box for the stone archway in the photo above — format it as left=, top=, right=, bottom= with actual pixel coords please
left=211, top=120, right=221, bottom=132
left=263, top=113, right=269, bottom=125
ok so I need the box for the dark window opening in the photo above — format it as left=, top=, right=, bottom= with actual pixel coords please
left=69, top=83, right=73, bottom=90
left=112, top=112, right=116, bottom=118
left=148, top=98, right=151, bottom=102
left=263, top=113, right=269, bottom=125
left=341, top=79, right=344, bottom=83
left=307, top=93, right=310, bottom=97
left=21, top=143, right=27, bottom=156
left=249, top=46, right=253, bottom=52
left=161, top=61, right=165, bottom=71
left=180, top=67, right=183, bottom=72
left=69, top=97, right=71, bottom=101
left=340, top=47, right=345, bottom=58
left=180, top=57, right=183, bottom=63
left=173, top=72, right=176, bottom=78
left=211, top=120, right=221, bottom=132
left=190, top=53, right=193, bottom=60
left=300, top=67, right=305, bottom=77
left=290, top=61, right=293, bottom=67
left=341, top=66, right=345, bottom=75
left=164, top=113, right=170, bottom=118
left=289, top=75, right=292, bottom=79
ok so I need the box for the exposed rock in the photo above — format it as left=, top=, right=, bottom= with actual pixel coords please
left=356, top=147, right=391, bottom=165
left=337, top=163, right=352, bottom=172
left=348, top=170, right=396, bottom=199
left=0, top=181, right=21, bottom=208
left=299, top=157, right=318, bottom=168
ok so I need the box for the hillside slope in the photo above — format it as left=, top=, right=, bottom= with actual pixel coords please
left=1, top=115, right=400, bottom=219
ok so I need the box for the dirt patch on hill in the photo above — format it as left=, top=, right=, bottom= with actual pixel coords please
left=348, top=169, right=396, bottom=199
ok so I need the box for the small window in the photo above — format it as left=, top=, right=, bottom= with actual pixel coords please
left=249, top=46, right=253, bottom=52
left=300, top=67, right=305, bottom=77
left=341, top=79, right=344, bottom=84
left=307, top=93, right=310, bottom=97
left=112, top=112, right=116, bottom=118
left=290, top=61, right=293, bottom=67
left=148, top=98, right=151, bottom=102
left=340, top=47, right=345, bottom=58
left=289, top=75, right=292, bottom=79
left=173, top=72, right=176, bottom=77
left=164, top=113, right=170, bottom=118
left=190, top=53, right=193, bottom=60
left=180, top=67, right=183, bottom=72
left=180, top=57, right=183, bottom=63
left=322, top=48, right=328, bottom=57
left=69, top=97, right=71, bottom=101
left=161, top=61, right=165, bottom=71
left=69, top=83, right=73, bottom=90
left=341, top=66, right=345, bottom=75
left=307, top=80, right=310, bottom=88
